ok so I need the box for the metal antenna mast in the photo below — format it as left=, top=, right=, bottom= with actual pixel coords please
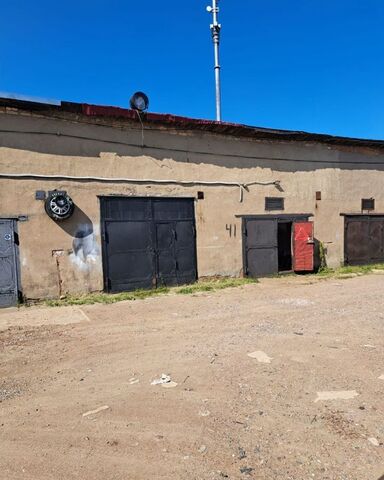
left=206, top=0, right=222, bottom=121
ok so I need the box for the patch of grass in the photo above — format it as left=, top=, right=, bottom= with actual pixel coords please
left=316, top=267, right=334, bottom=277
left=338, top=263, right=384, bottom=274
left=176, top=277, right=256, bottom=295
left=315, top=263, right=384, bottom=279
left=43, top=277, right=258, bottom=307
left=44, top=287, right=170, bottom=307
left=272, top=263, right=384, bottom=280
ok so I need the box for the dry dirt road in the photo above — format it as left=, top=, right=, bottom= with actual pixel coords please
left=1, top=274, right=384, bottom=480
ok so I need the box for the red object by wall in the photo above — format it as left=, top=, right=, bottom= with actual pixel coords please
left=293, top=222, right=314, bottom=271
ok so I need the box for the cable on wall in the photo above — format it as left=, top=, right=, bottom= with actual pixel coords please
left=0, top=172, right=281, bottom=203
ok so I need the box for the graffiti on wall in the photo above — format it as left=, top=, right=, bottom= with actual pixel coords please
left=69, top=223, right=101, bottom=272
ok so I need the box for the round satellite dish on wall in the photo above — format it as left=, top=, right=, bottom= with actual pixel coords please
left=129, top=91, right=149, bottom=112
left=45, top=190, right=75, bottom=221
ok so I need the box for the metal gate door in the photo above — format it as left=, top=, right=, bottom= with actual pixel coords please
left=0, top=220, right=19, bottom=307
left=243, top=219, right=278, bottom=277
left=345, top=215, right=384, bottom=265
left=101, top=197, right=197, bottom=292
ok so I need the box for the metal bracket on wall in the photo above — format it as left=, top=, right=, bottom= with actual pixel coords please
left=35, top=191, right=46, bottom=200
left=0, top=215, right=28, bottom=222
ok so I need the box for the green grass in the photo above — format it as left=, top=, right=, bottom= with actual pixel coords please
left=44, top=286, right=170, bottom=307
left=43, top=277, right=258, bottom=307
left=311, top=263, right=384, bottom=279
left=176, top=277, right=257, bottom=294
left=271, top=263, right=384, bottom=280
left=37, top=263, right=384, bottom=307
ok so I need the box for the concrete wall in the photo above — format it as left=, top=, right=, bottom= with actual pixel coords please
left=1, top=108, right=384, bottom=299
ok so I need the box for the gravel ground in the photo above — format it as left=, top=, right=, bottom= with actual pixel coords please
left=0, top=274, right=384, bottom=480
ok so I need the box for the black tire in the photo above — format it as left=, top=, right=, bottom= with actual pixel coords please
left=45, top=191, right=75, bottom=221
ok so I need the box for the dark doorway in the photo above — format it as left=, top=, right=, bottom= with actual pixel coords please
left=278, top=222, right=292, bottom=271
left=100, top=197, right=197, bottom=292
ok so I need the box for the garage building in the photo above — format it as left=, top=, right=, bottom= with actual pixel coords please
left=1, top=96, right=384, bottom=306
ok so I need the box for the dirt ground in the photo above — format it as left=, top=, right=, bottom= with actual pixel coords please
left=1, top=274, right=384, bottom=480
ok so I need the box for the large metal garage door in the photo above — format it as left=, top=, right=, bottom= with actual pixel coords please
left=345, top=215, right=384, bottom=265
left=100, top=197, right=197, bottom=292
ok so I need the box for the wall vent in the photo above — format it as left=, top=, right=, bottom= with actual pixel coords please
left=265, top=197, right=284, bottom=211
left=361, top=198, right=375, bottom=211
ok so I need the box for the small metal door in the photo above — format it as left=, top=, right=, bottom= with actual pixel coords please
left=293, top=221, right=314, bottom=272
left=243, top=219, right=278, bottom=277
left=154, top=221, right=197, bottom=287
left=104, top=220, right=155, bottom=291
left=0, top=220, right=19, bottom=307
left=156, top=222, right=177, bottom=287
left=174, top=220, right=197, bottom=285
left=368, top=219, right=384, bottom=262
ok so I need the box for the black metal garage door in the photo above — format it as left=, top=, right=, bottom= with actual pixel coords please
left=100, top=197, right=197, bottom=292
left=344, top=215, right=384, bottom=265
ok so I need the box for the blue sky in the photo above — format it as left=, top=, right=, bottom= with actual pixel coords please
left=0, top=1, right=383, bottom=139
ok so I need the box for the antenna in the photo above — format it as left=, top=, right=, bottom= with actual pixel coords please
left=206, top=0, right=222, bottom=121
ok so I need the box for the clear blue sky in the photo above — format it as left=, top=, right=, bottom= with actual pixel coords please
left=1, top=1, right=383, bottom=139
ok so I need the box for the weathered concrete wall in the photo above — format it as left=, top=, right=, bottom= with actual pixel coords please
left=1, top=109, right=384, bottom=299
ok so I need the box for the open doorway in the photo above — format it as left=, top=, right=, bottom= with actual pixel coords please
left=278, top=221, right=292, bottom=271
left=241, top=214, right=312, bottom=278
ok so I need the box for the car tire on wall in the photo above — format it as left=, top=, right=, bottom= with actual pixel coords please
left=45, top=191, right=75, bottom=221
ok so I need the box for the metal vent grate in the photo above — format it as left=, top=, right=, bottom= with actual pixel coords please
left=361, top=198, right=375, bottom=211
left=265, top=197, right=284, bottom=211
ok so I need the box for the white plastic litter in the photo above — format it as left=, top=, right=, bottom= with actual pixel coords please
left=151, top=374, right=178, bottom=387
left=247, top=351, right=272, bottom=363
left=151, top=374, right=172, bottom=385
